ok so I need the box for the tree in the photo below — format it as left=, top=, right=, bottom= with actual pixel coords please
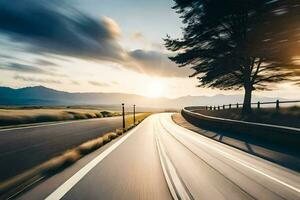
left=165, top=0, right=300, bottom=113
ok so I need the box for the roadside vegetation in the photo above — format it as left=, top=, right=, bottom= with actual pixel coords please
left=195, top=106, right=300, bottom=128
left=0, top=108, right=121, bottom=126
left=0, top=112, right=152, bottom=199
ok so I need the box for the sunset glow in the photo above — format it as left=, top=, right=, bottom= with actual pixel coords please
left=146, top=80, right=166, bottom=98
left=0, top=2, right=300, bottom=198
left=0, top=0, right=299, bottom=100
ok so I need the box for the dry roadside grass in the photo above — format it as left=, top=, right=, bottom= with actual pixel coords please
left=0, top=112, right=151, bottom=199
left=125, top=112, right=152, bottom=127
left=0, top=109, right=120, bottom=126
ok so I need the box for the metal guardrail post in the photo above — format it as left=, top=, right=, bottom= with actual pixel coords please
left=133, top=104, right=136, bottom=125
left=122, top=103, right=125, bottom=129
left=276, top=100, right=280, bottom=110
left=192, top=99, right=299, bottom=113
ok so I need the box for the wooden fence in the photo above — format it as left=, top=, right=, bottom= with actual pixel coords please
left=204, top=100, right=300, bottom=111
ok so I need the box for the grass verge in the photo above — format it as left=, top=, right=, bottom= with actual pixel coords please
left=0, top=109, right=121, bottom=127
left=0, top=113, right=151, bottom=199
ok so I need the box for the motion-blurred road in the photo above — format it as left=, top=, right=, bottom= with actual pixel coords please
left=19, top=113, right=300, bottom=200
left=0, top=116, right=124, bottom=181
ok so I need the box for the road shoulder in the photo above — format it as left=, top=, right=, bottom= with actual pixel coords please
left=16, top=131, right=130, bottom=200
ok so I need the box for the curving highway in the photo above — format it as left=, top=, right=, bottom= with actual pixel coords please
left=18, top=113, right=300, bottom=200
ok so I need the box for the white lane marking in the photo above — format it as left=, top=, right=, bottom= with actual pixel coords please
left=7, top=176, right=46, bottom=200
left=0, top=114, right=138, bottom=132
left=0, top=118, right=106, bottom=132
left=161, top=114, right=300, bottom=194
left=155, top=134, right=192, bottom=200
left=45, top=122, right=141, bottom=200
left=155, top=136, right=179, bottom=200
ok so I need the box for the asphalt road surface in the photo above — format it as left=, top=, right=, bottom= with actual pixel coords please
left=0, top=116, right=125, bottom=181
left=18, top=113, right=300, bottom=200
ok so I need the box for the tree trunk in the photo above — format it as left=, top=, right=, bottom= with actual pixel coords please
left=242, top=86, right=252, bottom=114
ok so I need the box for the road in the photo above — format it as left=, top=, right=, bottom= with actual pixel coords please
left=0, top=116, right=125, bottom=181
left=19, top=113, right=300, bottom=200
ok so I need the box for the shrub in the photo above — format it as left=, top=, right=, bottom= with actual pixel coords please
left=95, top=112, right=103, bottom=118
left=116, top=128, right=123, bottom=136
left=100, top=111, right=113, bottom=117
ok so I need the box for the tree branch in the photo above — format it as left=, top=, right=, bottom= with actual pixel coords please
left=251, top=57, right=262, bottom=84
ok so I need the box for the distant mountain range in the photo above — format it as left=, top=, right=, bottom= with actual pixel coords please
left=0, top=86, right=288, bottom=109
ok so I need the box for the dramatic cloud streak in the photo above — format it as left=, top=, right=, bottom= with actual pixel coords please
left=88, top=81, right=110, bottom=87
left=0, top=62, right=65, bottom=76
left=34, top=59, right=58, bottom=67
left=1, top=63, right=47, bottom=74
left=0, top=0, right=188, bottom=78
left=128, top=49, right=190, bottom=77
left=0, top=0, right=125, bottom=61
left=14, top=75, right=62, bottom=84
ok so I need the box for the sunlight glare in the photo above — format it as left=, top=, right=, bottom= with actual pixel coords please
left=146, top=80, right=165, bottom=98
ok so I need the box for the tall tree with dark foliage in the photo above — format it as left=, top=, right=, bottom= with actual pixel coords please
left=165, top=0, right=300, bottom=113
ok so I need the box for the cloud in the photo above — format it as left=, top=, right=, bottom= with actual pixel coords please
left=130, top=32, right=145, bottom=41
left=1, top=63, right=49, bottom=74
left=88, top=81, right=110, bottom=87
left=71, top=80, right=80, bottom=85
left=0, top=0, right=126, bottom=61
left=0, top=54, right=14, bottom=59
left=34, top=59, right=58, bottom=67
left=130, top=32, right=165, bottom=51
left=0, top=0, right=190, bottom=78
left=0, top=62, right=66, bottom=76
left=14, top=75, right=62, bottom=84
left=127, top=49, right=191, bottom=77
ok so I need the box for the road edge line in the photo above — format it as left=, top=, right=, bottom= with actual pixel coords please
left=44, top=121, right=142, bottom=200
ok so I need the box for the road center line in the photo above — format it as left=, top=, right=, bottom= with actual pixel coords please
left=155, top=124, right=193, bottom=200
left=45, top=121, right=142, bottom=200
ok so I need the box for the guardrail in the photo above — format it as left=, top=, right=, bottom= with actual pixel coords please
left=202, top=100, right=300, bottom=111
left=181, top=107, right=300, bottom=150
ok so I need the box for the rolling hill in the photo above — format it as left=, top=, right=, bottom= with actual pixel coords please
left=0, top=86, right=287, bottom=109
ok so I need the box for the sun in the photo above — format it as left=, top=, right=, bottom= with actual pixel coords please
left=146, top=80, right=165, bottom=98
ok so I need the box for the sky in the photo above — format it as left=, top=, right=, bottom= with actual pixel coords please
left=0, top=0, right=299, bottom=99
